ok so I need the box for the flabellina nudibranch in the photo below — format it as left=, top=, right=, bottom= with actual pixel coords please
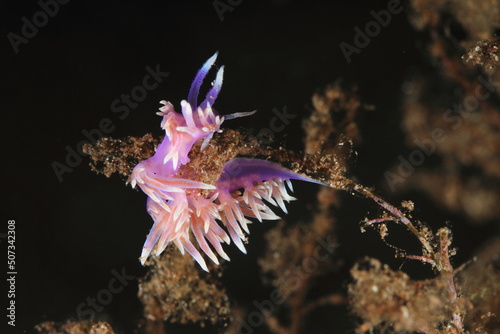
left=131, top=52, right=325, bottom=271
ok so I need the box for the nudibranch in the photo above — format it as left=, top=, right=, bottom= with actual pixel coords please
left=131, top=52, right=325, bottom=271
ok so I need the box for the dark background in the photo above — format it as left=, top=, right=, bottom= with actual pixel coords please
left=2, top=1, right=495, bottom=333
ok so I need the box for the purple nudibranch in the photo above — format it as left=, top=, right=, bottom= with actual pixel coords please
left=131, top=52, right=326, bottom=271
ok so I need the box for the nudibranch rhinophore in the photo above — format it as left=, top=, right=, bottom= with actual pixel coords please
left=131, top=52, right=325, bottom=271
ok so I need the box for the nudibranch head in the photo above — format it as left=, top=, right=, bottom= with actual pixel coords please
left=131, top=52, right=325, bottom=271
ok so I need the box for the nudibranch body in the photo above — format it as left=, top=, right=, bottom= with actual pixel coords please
left=131, top=52, right=324, bottom=271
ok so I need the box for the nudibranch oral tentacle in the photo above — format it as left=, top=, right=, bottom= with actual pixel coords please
left=131, top=52, right=326, bottom=271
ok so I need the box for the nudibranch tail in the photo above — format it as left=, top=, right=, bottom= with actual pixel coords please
left=216, top=158, right=327, bottom=192
left=131, top=53, right=328, bottom=271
